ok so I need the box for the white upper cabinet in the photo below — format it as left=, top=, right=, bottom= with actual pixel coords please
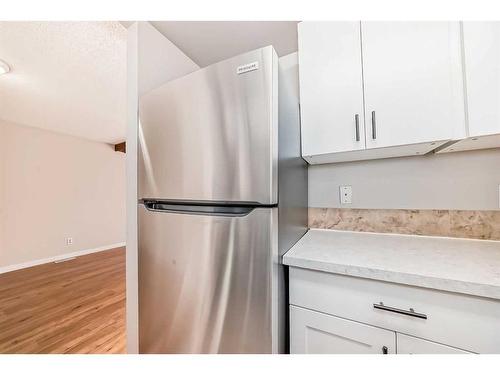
left=298, top=21, right=467, bottom=164
left=298, top=22, right=366, bottom=157
left=437, top=22, right=500, bottom=154
left=362, top=22, right=466, bottom=149
left=462, top=22, right=500, bottom=137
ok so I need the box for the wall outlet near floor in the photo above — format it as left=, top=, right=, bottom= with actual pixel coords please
left=65, top=237, right=73, bottom=246
left=339, top=185, right=353, bottom=205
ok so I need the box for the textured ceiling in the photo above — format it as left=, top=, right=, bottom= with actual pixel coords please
left=0, top=22, right=126, bottom=144
left=0, top=21, right=297, bottom=143
left=147, top=21, right=299, bottom=67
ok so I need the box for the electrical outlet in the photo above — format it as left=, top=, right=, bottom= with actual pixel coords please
left=339, top=185, right=352, bottom=205
left=66, top=237, right=73, bottom=246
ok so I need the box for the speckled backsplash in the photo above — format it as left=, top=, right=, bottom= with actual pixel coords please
left=309, top=208, right=500, bottom=240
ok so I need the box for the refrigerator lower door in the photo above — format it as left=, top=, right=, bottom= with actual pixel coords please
left=138, top=204, right=280, bottom=353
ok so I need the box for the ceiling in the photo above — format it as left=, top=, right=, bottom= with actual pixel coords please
left=146, top=21, right=299, bottom=67
left=0, top=21, right=298, bottom=144
left=0, top=22, right=126, bottom=144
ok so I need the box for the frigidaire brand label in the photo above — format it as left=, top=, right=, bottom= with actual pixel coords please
left=237, top=61, right=259, bottom=74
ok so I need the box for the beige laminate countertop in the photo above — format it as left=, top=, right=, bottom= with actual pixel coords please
left=283, top=229, right=500, bottom=300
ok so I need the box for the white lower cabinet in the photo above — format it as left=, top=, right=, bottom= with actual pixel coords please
left=290, top=305, right=470, bottom=354
left=290, top=305, right=395, bottom=354
left=396, top=333, right=472, bottom=354
left=289, top=268, right=500, bottom=354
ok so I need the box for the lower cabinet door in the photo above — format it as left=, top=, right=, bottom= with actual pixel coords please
left=396, top=333, right=473, bottom=354
left=290, top=306, right=396, bottom=354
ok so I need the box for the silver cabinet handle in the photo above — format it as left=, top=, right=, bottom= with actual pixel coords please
left=371, top=110, right=377, bottom=139
left=373, top=302, right=427, bottom=320
left=354, top=114, right=360, bottom=142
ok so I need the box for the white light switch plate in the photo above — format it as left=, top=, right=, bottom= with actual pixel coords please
left=339, top=185, right=352, bottom=205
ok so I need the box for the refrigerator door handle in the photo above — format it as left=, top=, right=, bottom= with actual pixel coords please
left=143, top=201, right=255, bottom=217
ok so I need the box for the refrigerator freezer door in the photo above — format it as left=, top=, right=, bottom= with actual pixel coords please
left=138, top=46, right=278, bottom=205
left=138, top=204, right=279, bottom=353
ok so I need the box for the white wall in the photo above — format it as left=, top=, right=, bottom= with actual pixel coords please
left=126, top=21, right=199, bottom=354
left=0, top=119, right=126, bottom=269
left=309, top=149, right=500, bottom=210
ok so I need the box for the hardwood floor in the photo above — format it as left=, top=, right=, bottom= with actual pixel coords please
left=0, top=247, right=126, bottom=354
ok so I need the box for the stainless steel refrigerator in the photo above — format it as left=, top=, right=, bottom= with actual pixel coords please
left=137, top=46, right=307, bottom=353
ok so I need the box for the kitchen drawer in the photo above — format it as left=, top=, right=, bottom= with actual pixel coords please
left=289, top=267, right=500, bottom=353
left=396, top=333, right=472, bottom=354
left=290, top=305, right=395, bottom=354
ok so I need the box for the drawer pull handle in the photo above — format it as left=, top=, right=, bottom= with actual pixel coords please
left=373, top=302, right=427, bottom=320
left=355, top=114, right=360, bottom=142
left=371, top=110, right=377, bottom=139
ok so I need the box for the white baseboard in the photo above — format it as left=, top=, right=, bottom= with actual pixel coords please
left=0, top=242, right=126, bottom=274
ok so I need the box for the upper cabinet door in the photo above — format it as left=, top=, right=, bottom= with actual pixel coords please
left=361, top=22, right=466, bottom=149
left=462, top=22, right=500, bottom=137
left=298, top=22, right=366, bottom=156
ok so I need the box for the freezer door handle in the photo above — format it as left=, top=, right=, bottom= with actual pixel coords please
left=143, top=201, right=255, bottom=217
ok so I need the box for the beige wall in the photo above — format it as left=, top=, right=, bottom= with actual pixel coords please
left=0, top=119, right=126, bottom=268
left=309, top=148, right=500, bottom=210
